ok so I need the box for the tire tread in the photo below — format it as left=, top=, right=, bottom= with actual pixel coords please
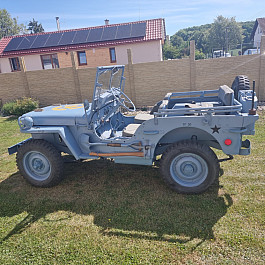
left=231, top=75, right=250, bottom=100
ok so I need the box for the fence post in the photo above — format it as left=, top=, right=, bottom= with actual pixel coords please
left=126, top=49, right=137, bottom=107
left=70, top=51, right=82, bottom=102
left=18, top=57, right=31, bottom=97
left=189, top=40, right=196, bottom=91
left=258, top=35, right=265, bottom=101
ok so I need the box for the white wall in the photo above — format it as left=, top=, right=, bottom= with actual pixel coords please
left=0, top=58, right=11, bottom=73
left=24, top=54, right=42, bottom=71
left=0, top=54, right=42, bottom=73
left=116, top=40, right=162, bottom=64
left=254, top=25, right=263, bottom=48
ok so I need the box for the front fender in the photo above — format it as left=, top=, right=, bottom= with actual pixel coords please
left=20, top=126, right=82, bottom=160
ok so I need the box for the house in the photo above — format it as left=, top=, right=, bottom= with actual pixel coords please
left=0, top=18, right=166, bottom=73
left=251, top=17, right=265, bottom=48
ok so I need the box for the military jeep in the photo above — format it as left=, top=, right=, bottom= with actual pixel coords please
left=8, top=65, right=259, bottom=194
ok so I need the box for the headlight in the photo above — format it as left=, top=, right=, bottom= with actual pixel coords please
left=18, top=116, right=33, bottom=130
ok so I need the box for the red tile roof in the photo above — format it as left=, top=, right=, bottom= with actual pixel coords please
left=0, top=36, right=12, bottom=55
left=0, top=18, right=165, bottom=58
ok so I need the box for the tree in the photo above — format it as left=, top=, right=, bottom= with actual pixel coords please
left=163, top=43, right=181, bottom=60
left=208, top=15, right=242, bottom=51
left=170, top=34, right=184, bottom=47
left=164, top=16, right=252, bottom=60
left=0, top=9, right=25, bottom=38
left=195, top=49, right=206, bottom=60
left=240, top=20, right=255, bottom=44
left=27, top=18, right=44, bottom=34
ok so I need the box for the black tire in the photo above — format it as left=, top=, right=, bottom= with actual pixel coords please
left=231, top=75, right=250, bottom=100
left=16, top=139, right=64, bottom=187
left=160, top=140, right=219, bottom=194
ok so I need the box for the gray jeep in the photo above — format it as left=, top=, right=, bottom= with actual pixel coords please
left=8, top=65, right=259, bottom=194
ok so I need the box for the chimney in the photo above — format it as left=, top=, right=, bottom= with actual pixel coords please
left=56, top=17, right=60, bottom=31
left=104, top=19, right=109, bottom=25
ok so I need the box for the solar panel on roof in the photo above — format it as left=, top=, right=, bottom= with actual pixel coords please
left=3, top=21, right=147, bottom=53
left=87, top=27, right=103, bottom=42
left=101, top=26, right=118, bottom=41
left=131, top=22, right=146, bottom=38
left=16, top=35, right=38, bottom=50
left=31, top=34, right=50, bottom=49
left=72, top=29, right=90, bottom=44
left=59, top=31, right=76, bottom=45
left=4, top=37, right=24, bottom=52
left=116, top=24, right=132, bottom=40
left=44, top=32, right=63, bottom=47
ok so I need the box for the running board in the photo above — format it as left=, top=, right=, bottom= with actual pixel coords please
left=89, top=152, right=144, bottom=157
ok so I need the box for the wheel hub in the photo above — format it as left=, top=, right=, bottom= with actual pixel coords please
left=182, top=163, right=195, bottom=176
left=32, top=158, right=45, bottom=171
left=170, top=153, right=208, bottom=187
left=23, top=151, right=51, bottom=181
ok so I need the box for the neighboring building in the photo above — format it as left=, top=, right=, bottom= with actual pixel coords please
left=0, top=18, right=165, bottom=73
left=251, top=17, right=265, bottom=48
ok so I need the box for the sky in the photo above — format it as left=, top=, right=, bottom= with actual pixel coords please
left=2, top=0, right=265, bottom=36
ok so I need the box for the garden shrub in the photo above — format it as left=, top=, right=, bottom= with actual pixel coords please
left=1, top=101, right=16, bottom=116
left=1, top=97, right=39, bottom=116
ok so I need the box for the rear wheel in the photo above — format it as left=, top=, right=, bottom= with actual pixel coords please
left=160, top=141, right=219, bottom=194
left=231, top=75, right=250, bottom=100
left=17, top=139, right=64, bottom=187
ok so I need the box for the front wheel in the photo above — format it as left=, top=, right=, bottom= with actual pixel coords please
left=17, top=139, right=64, bottom=187
left=160, top=141, right=219, bottom=194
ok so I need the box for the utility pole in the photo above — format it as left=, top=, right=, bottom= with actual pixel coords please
left=225, top=27, right=228, bottom=55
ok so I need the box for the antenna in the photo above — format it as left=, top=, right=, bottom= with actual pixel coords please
left=249, top=80, right=257, bottom=115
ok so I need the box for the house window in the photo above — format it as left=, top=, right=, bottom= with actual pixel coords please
left=41, top=54, right=59, bottom=69
left=9, top=57, right=21, bottom=72
left=77, top=51, right=87, bottom=65
left=109, top=48, right=116, bottom=63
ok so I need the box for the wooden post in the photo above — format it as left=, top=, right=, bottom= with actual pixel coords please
left=126, top=49, right=137, bottom=107
left=258, top=35, right=265, bottom=101
left=189, top=40, right=196, bottom=91
left=18, top=57, right=31, bottom=97
left=70, top=51, right=82, bottom=102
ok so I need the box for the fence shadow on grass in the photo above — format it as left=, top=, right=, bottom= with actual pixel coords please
left=0, top=159, right=232, bottom=246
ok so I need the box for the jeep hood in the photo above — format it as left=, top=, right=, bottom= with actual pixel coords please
left=21, top=104, right=88, bottom=126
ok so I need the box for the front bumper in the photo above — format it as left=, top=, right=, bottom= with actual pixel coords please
left=8, top=138, right=31, bottom=155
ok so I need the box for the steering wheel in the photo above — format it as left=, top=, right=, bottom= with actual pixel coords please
left=111, top=87, right=136, bottom=112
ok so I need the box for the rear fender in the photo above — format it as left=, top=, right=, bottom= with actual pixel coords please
left=154, top=127, right=219, bottom=156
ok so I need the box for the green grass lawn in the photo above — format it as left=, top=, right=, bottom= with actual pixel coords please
left=0, top=113, right=264, bottom=264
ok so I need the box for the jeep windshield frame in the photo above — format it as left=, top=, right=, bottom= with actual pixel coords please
left=87, top=65, right=126, bottom=125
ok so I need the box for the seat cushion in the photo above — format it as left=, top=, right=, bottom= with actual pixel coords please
left=134, top=113, right=153, bottom=124
left=122, top=124, right=141, bottom=137
left=185, top=102, right=214, bottom=108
